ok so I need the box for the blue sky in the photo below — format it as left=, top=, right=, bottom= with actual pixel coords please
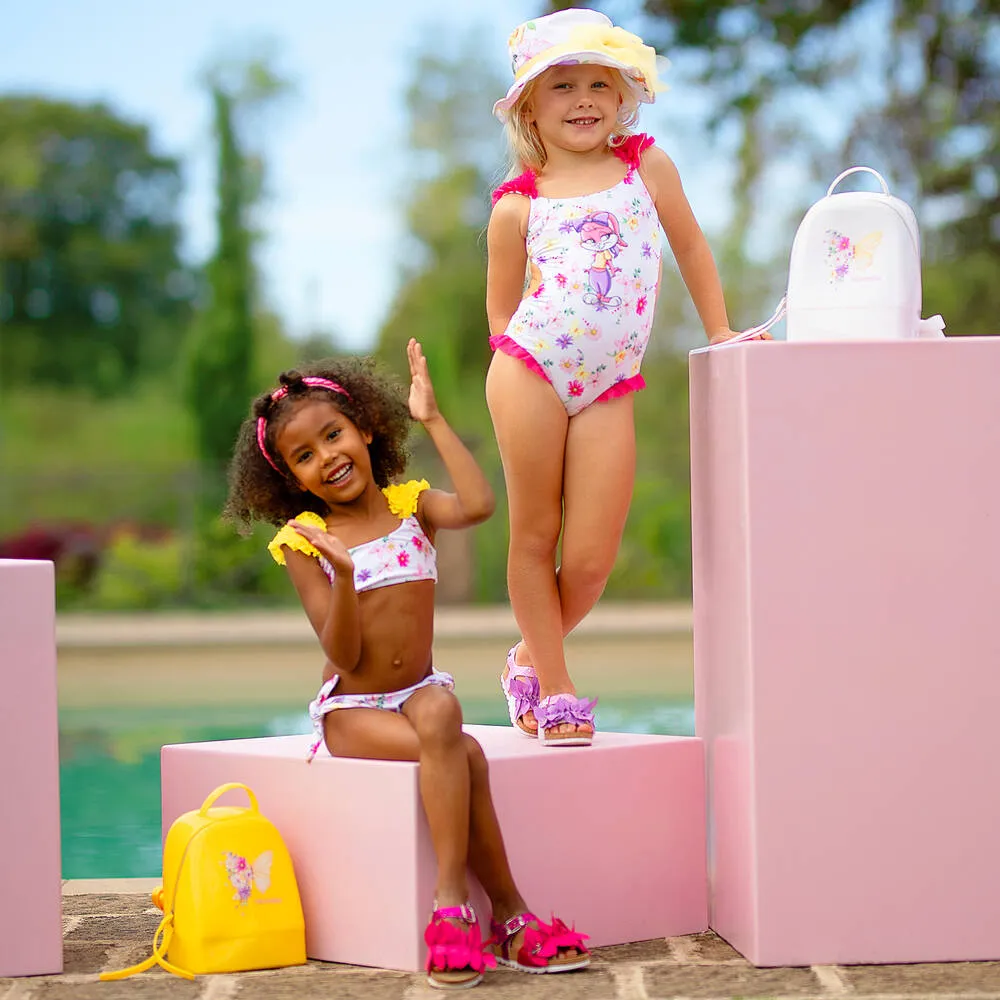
left=2, top=1, right=731, bottom=350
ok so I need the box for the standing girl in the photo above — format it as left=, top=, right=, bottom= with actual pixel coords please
left=487, top=8, right=766, bottom=747
left=224, top=340, right=589, bottom=989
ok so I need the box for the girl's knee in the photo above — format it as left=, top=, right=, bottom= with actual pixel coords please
left=560, top=546, right=616, bottom=594
left=510, top=517, right=561, bottom=561
left=410, top=687, right=464, bottom=744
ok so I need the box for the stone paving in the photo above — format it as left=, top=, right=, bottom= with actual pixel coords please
left=4, top=888, right=1000, bottom=999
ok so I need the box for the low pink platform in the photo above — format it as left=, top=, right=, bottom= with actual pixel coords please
left=0, top=559, right=63, bottom=977
left=162, top=725, right=707, bottom=971
left=690, top=338, right=1000, bottom=966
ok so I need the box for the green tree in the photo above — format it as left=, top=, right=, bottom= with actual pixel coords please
left=183, top=59, right=290, bottom=478
left=0, top=97, right=191, bottom=393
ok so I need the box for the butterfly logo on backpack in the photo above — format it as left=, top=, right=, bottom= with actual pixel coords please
left=224, top=849, right=274, bottom=904
left=826, top=229, right=883, bottom=283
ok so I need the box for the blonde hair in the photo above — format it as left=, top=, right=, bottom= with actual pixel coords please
left=502, top=68, right=641, bottom=179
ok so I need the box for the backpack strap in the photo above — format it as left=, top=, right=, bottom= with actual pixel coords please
left=611, top=133, right=655, bottom=182
left=99, top=910, right=195, bottom=981
left=491, top=169, right=539, bottom=206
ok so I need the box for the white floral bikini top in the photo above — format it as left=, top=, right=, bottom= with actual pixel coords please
left=267, top=480, right=438, bottom=592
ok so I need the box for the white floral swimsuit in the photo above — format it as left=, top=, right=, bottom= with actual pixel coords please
left=267, top=480, right=454, bottom=760
left=490, top=133, right=662, bottom=416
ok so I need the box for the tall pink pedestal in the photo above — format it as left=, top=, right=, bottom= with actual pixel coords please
left=0, top=560, right=63, bottom=977
left=162, top=726, right=707, bottom=971
left=690, top=338, right=1000, bottom=967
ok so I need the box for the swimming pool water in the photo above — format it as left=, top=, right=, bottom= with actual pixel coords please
left=59, top=696, right=695, bottom=878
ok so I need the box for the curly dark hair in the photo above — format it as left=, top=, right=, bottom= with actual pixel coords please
left=223, top=355, right=413, bottom=532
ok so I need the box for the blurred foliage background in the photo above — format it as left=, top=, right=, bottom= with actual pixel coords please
left=2, top=1, right=997, bottom=610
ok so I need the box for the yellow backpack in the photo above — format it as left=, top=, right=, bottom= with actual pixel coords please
left=101, top=783, right=307, bottom=981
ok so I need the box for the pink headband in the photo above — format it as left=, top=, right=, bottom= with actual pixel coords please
left=256, top=377, right=351, bottom=473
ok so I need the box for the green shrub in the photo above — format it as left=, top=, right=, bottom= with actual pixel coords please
left=90, top=532, right=185, bottom=610
left=190, top=518, right=296, bottom=607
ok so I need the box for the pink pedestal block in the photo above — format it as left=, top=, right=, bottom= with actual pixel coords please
left=690, top=338, right=1000, bottom=967
left=162, top=725, right=707, bottom=971
left=0, top=560, right=63, bottom=977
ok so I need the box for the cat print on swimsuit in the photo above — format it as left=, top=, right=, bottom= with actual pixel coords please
left=575, top=211, right=627, bottom=309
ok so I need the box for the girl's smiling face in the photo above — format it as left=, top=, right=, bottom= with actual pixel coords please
left=274, top=397, right=373, bottom=503
left=526, top=64, right=622, bottom=153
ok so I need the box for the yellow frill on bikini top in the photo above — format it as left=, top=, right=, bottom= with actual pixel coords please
left=267, top=480, right=430, bottom=566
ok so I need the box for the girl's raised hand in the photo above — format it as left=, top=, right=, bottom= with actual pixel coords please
left=407, top=338, right=442, bottom=424
left=289, top=520, right=354, bottom=576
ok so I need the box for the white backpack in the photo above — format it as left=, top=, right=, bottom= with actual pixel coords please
left=744, top=166, right=944, bottom=343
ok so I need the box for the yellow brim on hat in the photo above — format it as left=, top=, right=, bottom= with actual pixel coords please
left=494, top=23, right=668, bottom=121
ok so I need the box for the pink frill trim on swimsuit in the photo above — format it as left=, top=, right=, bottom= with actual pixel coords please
left=491, top=170, right=539, bottom=206
left=489, top=332, right=646, bottom=403
left=613, top=132, right=655, bottom=179
left=593, top=372, right=646, bottom=404
left=488, top=334, right=552, bottom=384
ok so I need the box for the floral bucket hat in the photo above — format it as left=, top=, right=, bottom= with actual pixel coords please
left=493, top=7, right=669, bottom=121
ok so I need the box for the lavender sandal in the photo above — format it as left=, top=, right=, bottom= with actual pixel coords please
left=535, top=694, right=597, bottom=747
left=500, top=645, right=539, bottom=737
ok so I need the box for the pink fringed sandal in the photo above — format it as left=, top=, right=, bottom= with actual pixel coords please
left=534, top=693, right=597, bottom=747
left=424, top=902, right=496, bottom=990
left=489, top=911, right=590, bottom=974
left=500, top=645, right=539, bottom=737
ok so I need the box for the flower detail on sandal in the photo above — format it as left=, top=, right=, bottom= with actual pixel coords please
left=489, top=911, right=590, bottom=973
left=500, top=645, right=539, bottom=737
left=425, top=903, right=496, bottom=990
left=534, top=693, right=597, bottom=747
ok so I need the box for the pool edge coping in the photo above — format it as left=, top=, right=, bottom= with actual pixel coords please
left=63, top=877, right=160, bottom=895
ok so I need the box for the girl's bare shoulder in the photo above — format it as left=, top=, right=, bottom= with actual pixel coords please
left=637, top=145, right=681, bottom=200
left=489, top=187, right=531, bottom=229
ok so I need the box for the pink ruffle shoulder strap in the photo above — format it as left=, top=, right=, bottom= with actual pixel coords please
left=612, top=133, right=655, bottom=178
left=491, top=170, right=539, bottom=206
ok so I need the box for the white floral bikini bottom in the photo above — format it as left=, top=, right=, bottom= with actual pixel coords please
left=305, top=669, right=456, bottom=761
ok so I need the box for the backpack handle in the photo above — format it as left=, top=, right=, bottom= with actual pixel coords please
left=199, top=782, right=259, bottom=815
left=827, top=166, right=890, bottom=197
